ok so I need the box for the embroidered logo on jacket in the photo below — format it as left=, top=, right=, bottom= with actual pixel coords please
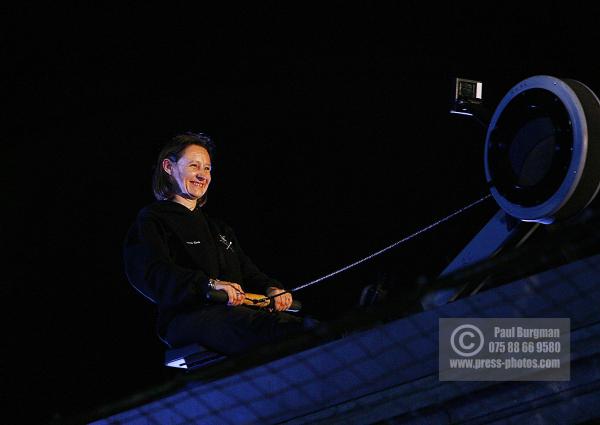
left=219, top=234, right=233, bottom=251
left=186, top=241, right=202, bottom=245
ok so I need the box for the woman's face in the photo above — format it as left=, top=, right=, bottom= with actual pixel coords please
left=164, top=144, right=212, bottom=202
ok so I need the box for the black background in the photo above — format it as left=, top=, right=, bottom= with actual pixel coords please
left=4, top=3, right=599, bottom=423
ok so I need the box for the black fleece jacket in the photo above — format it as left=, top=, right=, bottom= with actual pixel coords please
left=123, top=201, right=283, bottom=336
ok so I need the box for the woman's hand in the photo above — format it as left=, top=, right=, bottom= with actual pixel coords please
left=266, top=287, right=293, bottom=311
left=212, top=279, right=246, bottom=306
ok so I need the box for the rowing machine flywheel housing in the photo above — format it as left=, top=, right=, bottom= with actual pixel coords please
left=485, top=75, right=600, bottom=223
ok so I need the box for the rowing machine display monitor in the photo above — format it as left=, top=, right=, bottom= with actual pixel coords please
left=450, top=77, right=490, bottom=127
left=423, top=75, right=600, bottom=309
left=454, top=77, right=483, bottom=104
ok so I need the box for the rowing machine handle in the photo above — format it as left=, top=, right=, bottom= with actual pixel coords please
left=206, top=290, right=302, bottom=312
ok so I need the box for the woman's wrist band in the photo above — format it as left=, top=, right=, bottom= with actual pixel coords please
left=208, top=278, right=219, bottom=290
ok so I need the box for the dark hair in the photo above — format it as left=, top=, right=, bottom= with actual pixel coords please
left=152, top=131, right=216, bottom=203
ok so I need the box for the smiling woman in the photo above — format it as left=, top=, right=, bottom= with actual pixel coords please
left=123, top=132, right=317, bottom=355
left=162, top=144, right=212, bottom=207
left=152, top=133, right=214, bottom=207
